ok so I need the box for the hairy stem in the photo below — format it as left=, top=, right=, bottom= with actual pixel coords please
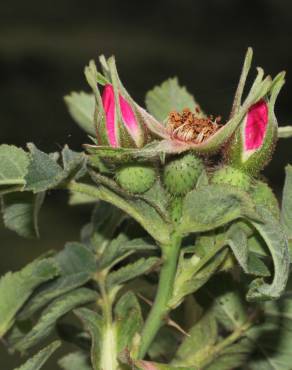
left=97, top=275, right=118, bottom=370
left=138, top=234, right=182, bottom=359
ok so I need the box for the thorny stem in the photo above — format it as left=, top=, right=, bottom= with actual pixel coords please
left=138, top=233, right=182, bottom=359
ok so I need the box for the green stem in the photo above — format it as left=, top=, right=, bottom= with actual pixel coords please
left=98, top=277, right=112, bottom=324
left=97, top=275, right=118, bottom=370
left=138, top=234, right=182, bottom=359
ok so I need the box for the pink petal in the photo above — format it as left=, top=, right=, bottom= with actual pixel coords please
left=119, top=94, right=139, bottom=137
left=102, top=84, right=118, bottom=147
left=244, top=100, right=268, bottom=151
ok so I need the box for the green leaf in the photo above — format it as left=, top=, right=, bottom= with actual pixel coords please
left=98, top=235, right=156, bottom=270
left=25, top=144, right=86, bottom=193
left=205, top=338, right=252, bottom=370
left=56, top=242, right=96, bottom=275
left=172, top=311, right=217, bottom=367
left=18, top=243, right=96, bottom=320
left=169, top=243, right=228, bottom=309
left=55, top=322, right=91, bottom=351
left=88, top=169, right=170, bottom=226
left=281, top=164, right=292, bottom=239
left=0, top=144, right=29, bottom=193
left=147, top=327, right=180, bottom=363
left=208, top=275, right=248, bottom=332
left=247, top=207, right=290, bottom=301
left=6, top=319, right=34, bottom=348
left=145, top=78, right=201, bottom=121
left=74, top=308, right=103, bottom=370
left=2, top=191, right=45, bottom=238
left=14, top=288, right=98, bottom=352
left=178, top=185, right=259, bottom=235
left=0, top=258, right=59, bottom=337
left=142, top=179, right=171, bottom=216
left=247, top=296, right=292, bottom=370
left=24, top=144, right=63, bottom=192
left=95, top=185, right=172, bottom=244
left=248, top=252, right=270, bottom=277
left=174, top=275, right=252, bottom=370
left=19, top=283, right=93, bottom=327
left=64, top=91, right=96, bottom=136
left=106, top=257, right=160, bottom=289
left=58, top=351, right=92, bottom=370
left=226, top=223, right=249, bottom=272
left=248, top=232, right=269, bottom=256
left=61, top=145, right=87, bottom=181
left=14, top=341, right=61, bottom=370
left=114, top=291, right=143, bottom=354
left=81, top=201, right=125, bottom=253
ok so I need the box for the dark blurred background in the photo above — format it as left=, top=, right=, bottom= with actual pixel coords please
left=1, top=0, right=292, bottom=368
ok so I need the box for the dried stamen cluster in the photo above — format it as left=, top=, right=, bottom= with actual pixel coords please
left=168, top=108, right=222, bottom=143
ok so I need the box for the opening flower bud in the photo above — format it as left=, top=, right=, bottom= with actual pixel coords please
left=225, top=99, right=275, bottom=175
left=224, top=72, right=285, bottom=175
left=96, top=84, right=145, bottom=148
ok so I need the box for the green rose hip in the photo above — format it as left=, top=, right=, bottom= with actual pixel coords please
left=211, top=165, right=251, bottom=191
left=163, top=153, right=203, bottom=195
left=116, top=164, right=156, bottom=194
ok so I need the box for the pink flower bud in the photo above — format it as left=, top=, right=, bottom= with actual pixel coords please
left=225, top=99, right=277, bottom=175
left=97, top=84, right=144, bottom=148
